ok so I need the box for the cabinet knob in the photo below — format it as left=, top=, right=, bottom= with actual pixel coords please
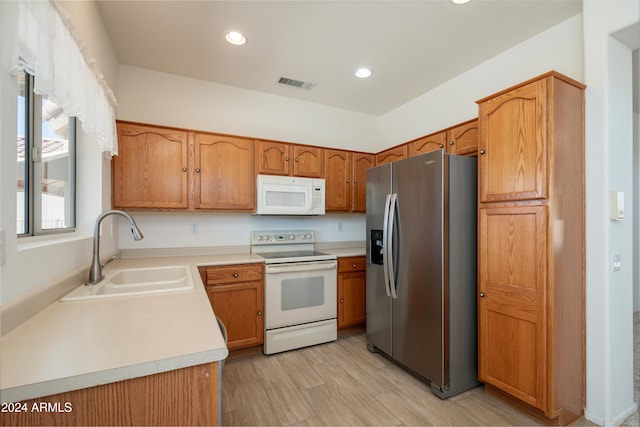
left=195, top=168, right=201, bottom=173
left=479, top=292, right=485, bottom=297
left=354, top=179, right=358, bottom=184
left=232, top=272, right=239, bottom=278
left=285, top=156, right=290, bottom=161
left=257, top=311, right=262, bottom=316
left=295, top=157, right=299, bottom=162
left=479, top=149, right=485, bottom=155
left=340, top=299, right=344, bottom=303
left=346, top=179, right=350, bottom=183
left=353, top=264, right=357, bottom=268
left=439, top=144, right=443, bottom=148
left=449, top=140, right=454, bottom=145
left=182, top=167, right=187, bottom=172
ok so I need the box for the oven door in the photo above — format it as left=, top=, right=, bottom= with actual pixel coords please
left=264, top=260, right=337, bottom=329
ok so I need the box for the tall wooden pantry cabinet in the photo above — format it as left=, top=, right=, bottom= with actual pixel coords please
left=476, top=71, right=585, bottom=425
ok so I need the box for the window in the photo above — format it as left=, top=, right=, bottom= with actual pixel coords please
left=17, top=72, right=76, bottom=236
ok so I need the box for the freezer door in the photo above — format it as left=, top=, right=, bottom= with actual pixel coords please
left=365, top=163, right=392, bottom=355
left=391, top=151, right=445, bottom=386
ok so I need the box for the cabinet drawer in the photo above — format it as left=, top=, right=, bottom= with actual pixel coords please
left=202, top=263, right=263, bottom=285
left=338, top=256, right=366, bottom=273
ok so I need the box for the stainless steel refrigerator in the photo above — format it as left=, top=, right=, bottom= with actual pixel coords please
left=366, top=150, right=479, bottom=398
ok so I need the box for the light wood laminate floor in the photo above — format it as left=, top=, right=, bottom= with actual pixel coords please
left=222, top=328, right=597, bottom=426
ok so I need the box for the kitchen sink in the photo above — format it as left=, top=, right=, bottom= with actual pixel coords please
left=61, top=265, right=194, bottom=301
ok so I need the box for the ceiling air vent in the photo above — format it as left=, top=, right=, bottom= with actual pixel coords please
left=276, top=76, right=316, bottom=91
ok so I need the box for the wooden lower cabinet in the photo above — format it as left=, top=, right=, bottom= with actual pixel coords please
left=479, top=205, right=547, bottom=410
left=0, top=362, right=219, bottom=426
left=200, top=263, right=264, bottom=350
left=337, top=256, right=366, bottom=328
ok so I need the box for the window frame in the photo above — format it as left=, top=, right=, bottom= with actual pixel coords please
left=18, top=72, right=77, bottom=237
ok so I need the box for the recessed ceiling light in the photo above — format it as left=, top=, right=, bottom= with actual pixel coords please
left=451, top=0, right=471, bottom=4
left=355, top=67, right=373, bottom=78
left=225, top=31, right=247, bottom=46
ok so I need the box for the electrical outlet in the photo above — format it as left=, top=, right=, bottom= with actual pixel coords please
left=190, top=224, right=199, bottom=236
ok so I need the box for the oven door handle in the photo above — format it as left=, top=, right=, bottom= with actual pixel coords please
left=265, top=261, right=337, bottom=274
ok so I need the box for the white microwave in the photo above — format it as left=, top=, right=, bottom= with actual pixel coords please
left=256, top=174, right=325, bottom=215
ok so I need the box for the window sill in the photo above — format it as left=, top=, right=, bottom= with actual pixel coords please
left=17, top=231, right=92, bottom=251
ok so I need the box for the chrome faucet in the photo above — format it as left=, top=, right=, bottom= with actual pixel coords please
left=85, top=210, right=144, bottom=286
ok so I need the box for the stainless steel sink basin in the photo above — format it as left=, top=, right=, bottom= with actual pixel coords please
left=61, top=266, right=194, bottom=301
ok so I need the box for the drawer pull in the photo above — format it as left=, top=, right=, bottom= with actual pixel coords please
left=233, top=273, right=239, bottom=278
left=257, top=311, right=262, bottom=316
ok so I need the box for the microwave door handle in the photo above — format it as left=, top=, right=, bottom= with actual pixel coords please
left=388, top=193, right=398, bottom=299
left=382, top=194, right=392, bottom=298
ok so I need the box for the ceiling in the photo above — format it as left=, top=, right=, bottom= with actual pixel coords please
left=96, top=0, right=582, bottom=116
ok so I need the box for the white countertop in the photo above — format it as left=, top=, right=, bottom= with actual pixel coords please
left=0, top=252, right=263, bottom=403
left=0, top=247, right=363, bottom=403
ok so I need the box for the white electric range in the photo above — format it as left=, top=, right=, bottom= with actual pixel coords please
left=251, top=230, right=337, bottom=355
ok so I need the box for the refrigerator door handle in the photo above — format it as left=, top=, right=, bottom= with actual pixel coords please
left=382, top=194, right=392, bottom=298
left=388, top=193, right=398, bottom=299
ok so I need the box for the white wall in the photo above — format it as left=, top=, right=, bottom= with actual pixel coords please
left=583, top=0, right=640, bottom=425
left=117, top=65, right=383, bottom=153
left=636, top=108, right=640, bottom=313
left=378, top=14, right=584, bottom=147
left=0, top=1, right=119, bottom=306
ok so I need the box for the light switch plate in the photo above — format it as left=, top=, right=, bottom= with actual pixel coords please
left=609, top=191, right=624, bottom=221
left=612, top=253, right=622, bottom=272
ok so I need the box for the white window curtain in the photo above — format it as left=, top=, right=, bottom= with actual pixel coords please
left=5, top=0, right=118, bottom=156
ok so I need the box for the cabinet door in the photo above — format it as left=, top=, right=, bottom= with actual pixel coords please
left=293, top=145, right=324, bottom=178
left=352, top=153, right=374, bottom=213
left=478, top=205, right=547, bottom=412
left=257, top=140, right=290, bottom=175
left=408, top=132, right=445, bottom=157
left=447, top=119, right=478, bottom=156
left=193, top=133, right=255, bottom=210
left=478, top=80, right=547, bottom=202
left=206, top=281, right=264, bottom=350
left=113, top=122, right=188, bottom=209
left=325, top=149, right=351, bottom=211
left=338, top=272, right=366, bottom=328
left=375, top=145, right=407, bottom=165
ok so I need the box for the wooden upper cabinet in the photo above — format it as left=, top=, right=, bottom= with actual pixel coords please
left=325, top=149, right=351, bottom=211
left=256, top=140, right=323, bottom=177
left=325, top=150, right=374, bottom=212
left=352, top=152, right=374, bottom=212
left=376, top=145, right=407, bottom=165
left=478, top=79, right=547, bottom=202
left=293, top=145, right=324, bottom=178
left=257, top=140, right=290, bottom=175
left=113, top=122, right=189, bottom=209
left=192, top=133, right=255, bottom=211
left=446, top=119, right=478, bottom=156
left=408, top=131, right=446, bottom=157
